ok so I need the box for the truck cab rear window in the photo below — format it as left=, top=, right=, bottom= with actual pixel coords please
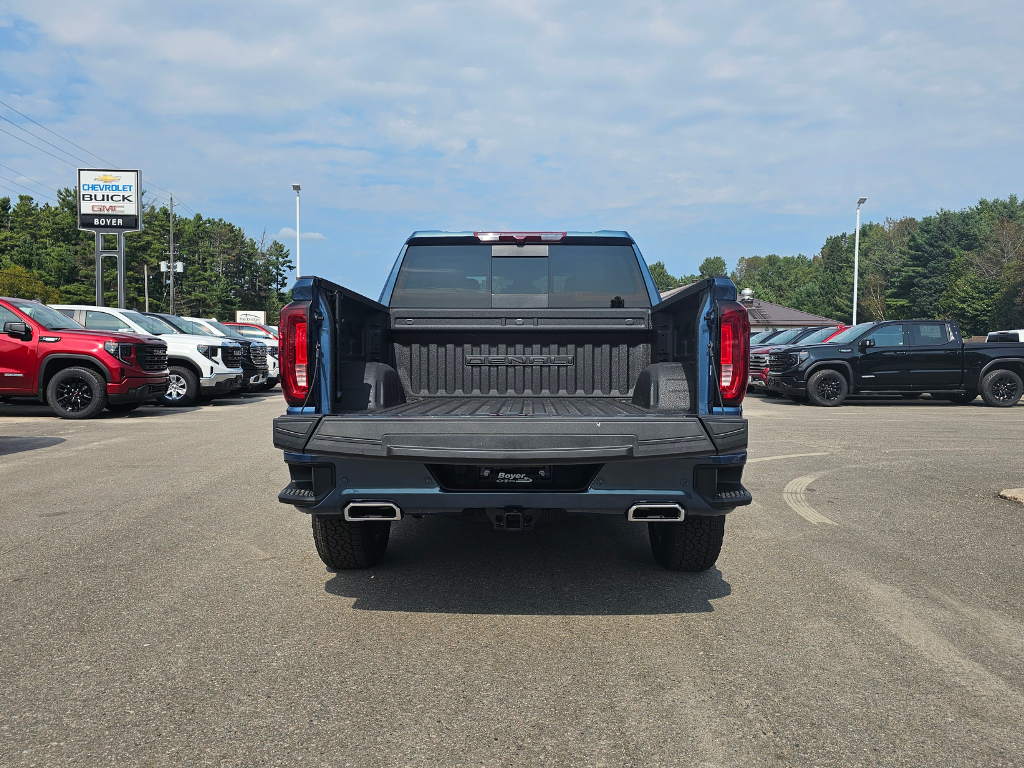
left=389, top=244, right=650, bottom=308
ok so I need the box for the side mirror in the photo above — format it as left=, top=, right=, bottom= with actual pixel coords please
left=3, top=321, right=30, bottom=338
left=859, top=337, right=875, bottom=348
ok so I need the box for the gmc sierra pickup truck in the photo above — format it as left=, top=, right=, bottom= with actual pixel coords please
left=273, top=231, right=752, bottom=571
left=1, top=297, right=169, bottom=418
left=767, top=319, right=1024, bottom=407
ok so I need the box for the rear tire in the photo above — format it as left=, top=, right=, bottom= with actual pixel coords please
left=159, top=366, right=199, bottom=407
left=980, top=369, right=1023, bottom=407
left=312, top=516, right=391, bottom=569
left=806, top=369, right=849, bottom=407
left=106, top=402, right=142, bottom=413
left=648, top=516, right=725, bottom=572
left=45, top=366, right=107, bottom=419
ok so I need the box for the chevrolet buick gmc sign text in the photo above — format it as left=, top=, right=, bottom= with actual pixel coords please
left=77, top=169, right=141, bottom=231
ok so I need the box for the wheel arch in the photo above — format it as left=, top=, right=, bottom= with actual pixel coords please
left=166, top=357, right=204, bottom=380
left=806, top=361, right=854, bottom=387
left=37, top=355, right=111, bottom=399
left=978, top=358, right=1024, bottom=386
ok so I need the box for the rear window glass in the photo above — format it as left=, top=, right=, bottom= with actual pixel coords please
left=389, top=244, right=650, bottom=308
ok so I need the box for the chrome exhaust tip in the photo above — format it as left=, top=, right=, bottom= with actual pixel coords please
left=344, top=501, right=403, bottom=522
left=626, top=502, right=685, bottom=522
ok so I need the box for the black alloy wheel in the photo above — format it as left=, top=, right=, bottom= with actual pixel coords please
left=981, top=369, right=1023, bottom=407
left=56, top=377, right=93, bottom=412
left=806, top=369, right=849, bottom=407
left=45, top=366, right=107, bottom=419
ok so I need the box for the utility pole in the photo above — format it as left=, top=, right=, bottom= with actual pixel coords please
left=852, top=197, right=866, bottom=326
left=144, top=263, right=149, bottom=312
left=169, top=194, right=175, bottom=315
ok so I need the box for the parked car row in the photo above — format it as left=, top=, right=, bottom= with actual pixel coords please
left=749, top=319, right=1024, bottom=407
left=748, top=325, right=848, bottom=393
left=0, top=295, right=280, bottom=419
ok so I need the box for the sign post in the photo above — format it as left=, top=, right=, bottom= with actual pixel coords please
left=77, top=169, right=142, bottom=308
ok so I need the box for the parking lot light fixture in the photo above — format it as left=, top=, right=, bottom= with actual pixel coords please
left=853, top=197, right=867, bottom=326
left=292, top=184, right=301, bottom=279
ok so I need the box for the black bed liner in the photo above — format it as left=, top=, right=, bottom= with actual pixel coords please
left=369, top=397, right=656, bottom=418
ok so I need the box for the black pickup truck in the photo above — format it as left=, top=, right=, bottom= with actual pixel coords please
left=767, top=319, right=1024, bottom=407
left=272, top=230, right=753, bottom=571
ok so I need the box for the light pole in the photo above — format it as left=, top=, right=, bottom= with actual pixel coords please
left=852, top=196, right=866, bottom=326
left=292, top=183, right=301, bottom=278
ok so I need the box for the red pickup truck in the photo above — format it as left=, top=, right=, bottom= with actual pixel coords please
left=0, top=297, right=169, bottom=419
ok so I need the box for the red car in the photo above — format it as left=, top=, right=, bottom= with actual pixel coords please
left=223, top=321, right=278, bottom=348
left=0, top=297, right=169, bottom=418
left=748, top=325, right=848, bottom=393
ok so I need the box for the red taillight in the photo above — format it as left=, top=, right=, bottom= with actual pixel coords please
left=280, top=302, right=311, bottom=406
left=718, top=301, right=750, bottom=405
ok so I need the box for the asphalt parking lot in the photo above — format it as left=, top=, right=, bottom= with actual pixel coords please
left=1, top=393, right=1022, bottom=767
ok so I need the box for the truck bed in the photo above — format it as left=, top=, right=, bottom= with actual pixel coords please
left=367, top=396, right=654, bottom=418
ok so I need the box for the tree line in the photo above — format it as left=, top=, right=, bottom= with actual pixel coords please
left=648, top=196, right=1024, bottom=336
left=0, top=188, right=293, bottom=322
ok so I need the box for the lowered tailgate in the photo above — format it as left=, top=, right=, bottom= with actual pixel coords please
left=274, top=398, right=745, bottom=462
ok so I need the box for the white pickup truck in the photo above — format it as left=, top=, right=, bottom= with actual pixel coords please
left=51, top=305, right=244, bottom=406
left=183, top=317, right=278, bottom=391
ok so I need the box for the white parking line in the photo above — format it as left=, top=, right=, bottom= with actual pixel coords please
left=783, top=475, right=838, bottom=525
left=747, top=452, right=830, bottom=464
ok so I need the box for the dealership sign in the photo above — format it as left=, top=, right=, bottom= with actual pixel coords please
left=77, top=169, right=141, bottom=231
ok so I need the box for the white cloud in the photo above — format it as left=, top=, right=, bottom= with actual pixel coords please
left=1, top=0, right=1022, bottom=291
left=274, top=227, right=327, bottom=241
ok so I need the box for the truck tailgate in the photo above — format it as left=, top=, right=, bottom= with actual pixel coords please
left=275, top=398, right=745, bottom=462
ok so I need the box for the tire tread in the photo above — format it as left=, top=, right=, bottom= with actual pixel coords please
left=649, top=516, right=725, bottom=572
left=312, top=516, right=390, bottom=569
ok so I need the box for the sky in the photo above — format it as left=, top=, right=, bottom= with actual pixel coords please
left=1, top=0, right=1022, bottom=298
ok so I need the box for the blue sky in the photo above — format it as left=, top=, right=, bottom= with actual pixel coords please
left=1, top=0, right=1022, bottom=297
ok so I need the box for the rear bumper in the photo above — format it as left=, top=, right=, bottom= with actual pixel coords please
left=274, top=411, right=751, bottom=517
left=107, top=375, right=169, bottom=404
left=279, top=452, right=750, bottom=517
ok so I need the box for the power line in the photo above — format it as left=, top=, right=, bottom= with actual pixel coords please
left=0, top=101, right=201, bottom=217
left=0, top=174, right=57, bottom=202
left=0, top=162, right=60, bottom=193
left=0, top=181, right=48, bottom=200
left=0, top=125, right=80, bottom=167
left=0, top=112, right=89, bottom=165
left=0, top=98, right=116, bottom=166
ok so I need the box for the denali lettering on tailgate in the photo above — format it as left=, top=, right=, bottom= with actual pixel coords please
left=465, top=355, right=574, bottom=366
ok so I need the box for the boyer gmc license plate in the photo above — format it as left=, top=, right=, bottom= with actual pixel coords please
left=479, top=466, right=554, bottom=485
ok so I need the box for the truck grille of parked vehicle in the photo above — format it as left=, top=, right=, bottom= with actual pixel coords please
left=221, top=345, right=243, bottom=368
left=769, top=352, right=796, bottom=372
left=750, top=352, right=769, bottom=369
left=137, top=345, right=169, bottom=372
left=248, top=345, right=268, bottom=367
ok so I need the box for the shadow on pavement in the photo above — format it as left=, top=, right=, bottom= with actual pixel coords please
left=0, top=435, right=66, bottom=455
left=749, top=393, right=985, bottom=408
left=324, top=515, right=731, bottom=615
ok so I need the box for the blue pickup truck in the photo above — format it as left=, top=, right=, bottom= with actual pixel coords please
left=272, top=231, right=752, bottom=571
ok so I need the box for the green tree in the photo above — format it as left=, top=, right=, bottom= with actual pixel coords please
left=647, top=260, right=680, bottom=291
left=698, top=256, right=727, bottom=279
